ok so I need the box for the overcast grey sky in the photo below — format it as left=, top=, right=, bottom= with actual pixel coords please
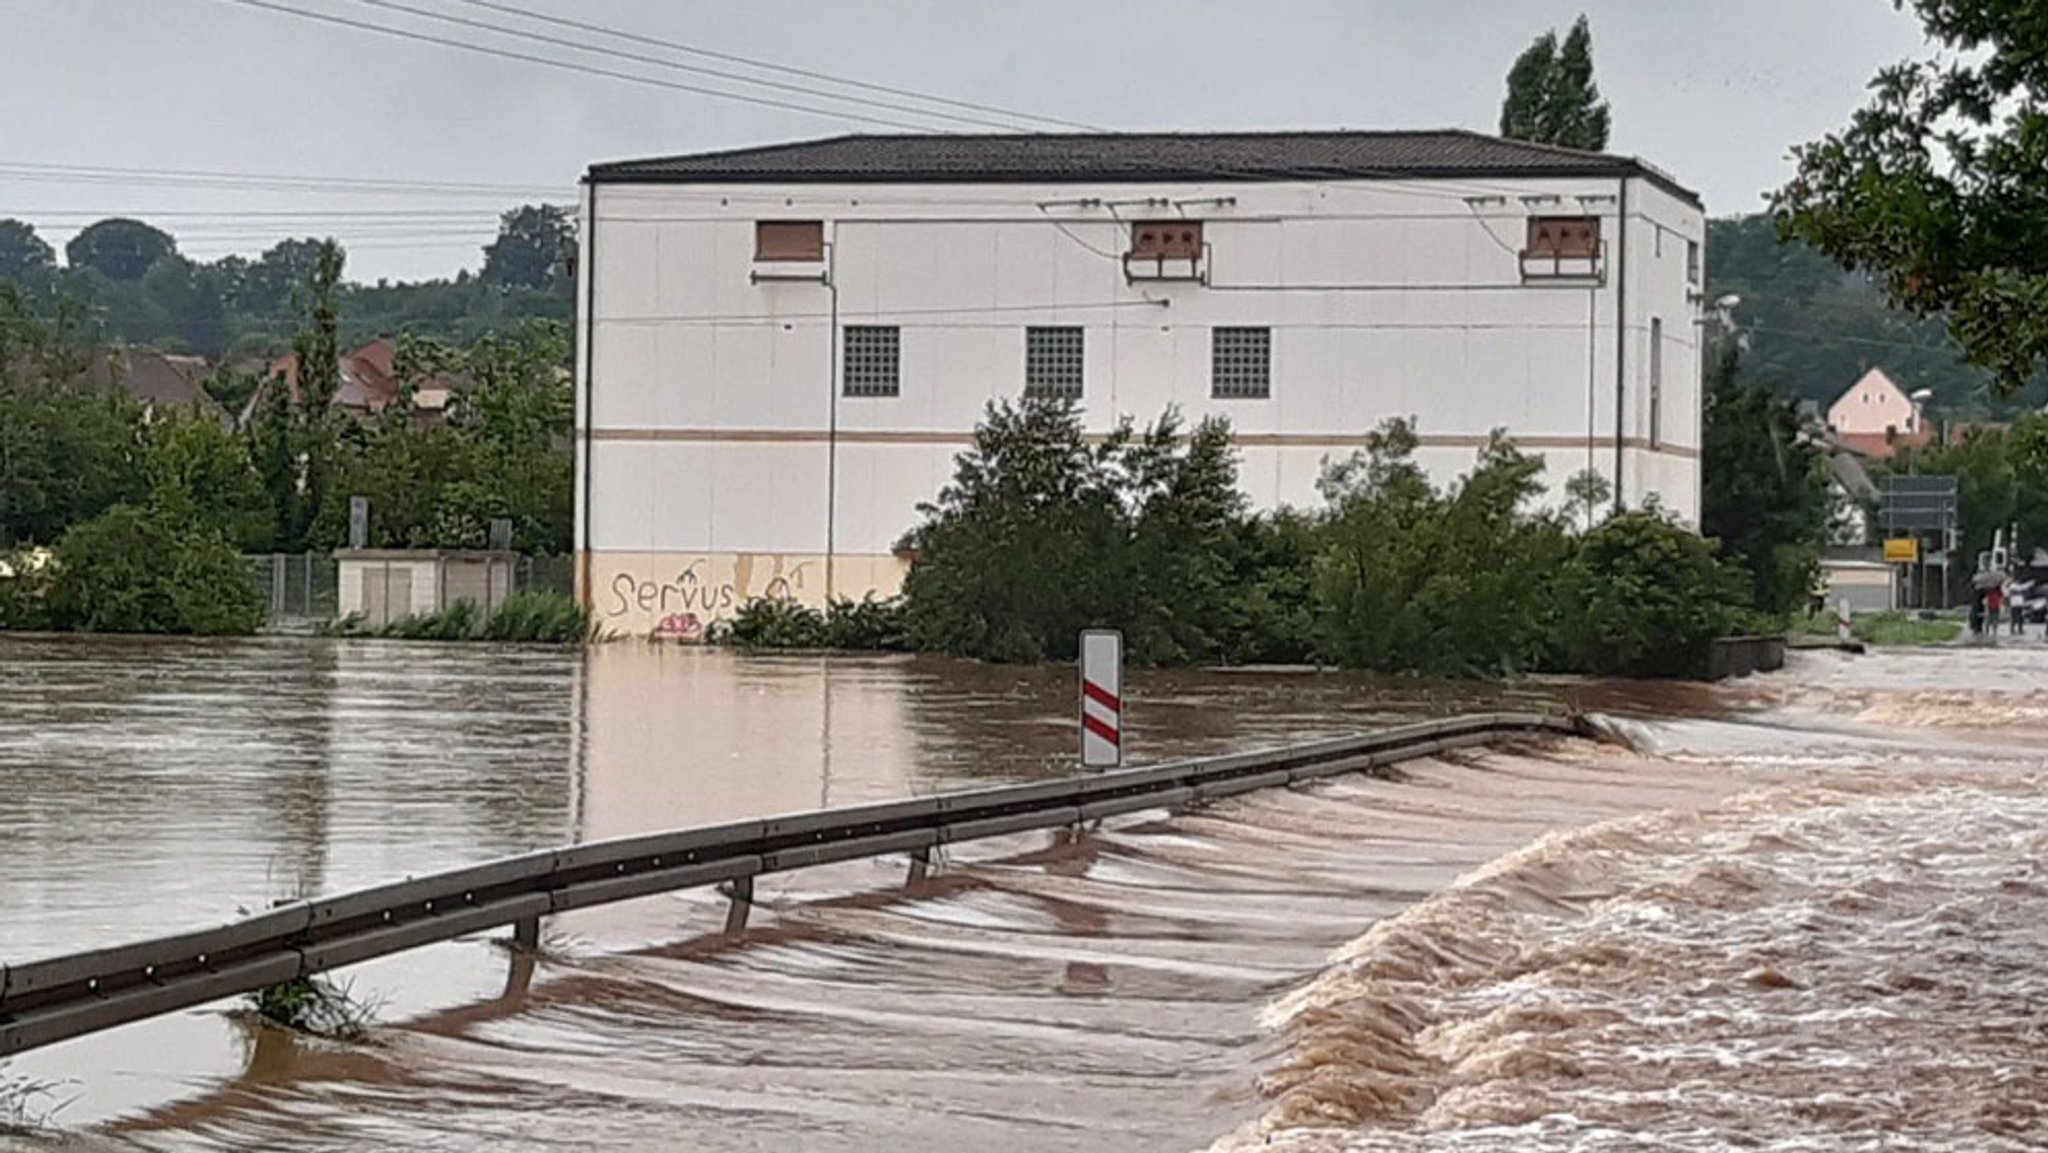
left=2, top=0, right=1931, bottom=282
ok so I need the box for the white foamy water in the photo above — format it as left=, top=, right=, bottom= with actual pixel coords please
left=1215, top=652, right=2048, bottom=1152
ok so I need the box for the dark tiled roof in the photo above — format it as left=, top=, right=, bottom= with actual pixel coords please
left=588, top=130, right=1698, bottom=203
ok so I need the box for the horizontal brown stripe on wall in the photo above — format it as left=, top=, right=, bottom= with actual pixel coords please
left=587, top=427, right=1700, bottom=460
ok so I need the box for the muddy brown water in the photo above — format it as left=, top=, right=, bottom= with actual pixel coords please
left=1, top=636, right=2043, bottom=1150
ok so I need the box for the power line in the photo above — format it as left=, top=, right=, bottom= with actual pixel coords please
left=1747, top=323, right=1965, bottom=356
left=348, top=0, right=1044, bottom=133
left=214, top=0, right=974, bottom=132
left=0, top=161, right=566, bottom=200
left=450, top=0, right=1100, bottom=132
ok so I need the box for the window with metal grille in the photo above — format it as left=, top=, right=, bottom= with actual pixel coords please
left=1024, top=327, right=1084, bottom=399
left=756, top=220, right=824, bottom=262
left=1211, top=327, right=1271, bottom=399
left=843, top=326, right=900, bottom=397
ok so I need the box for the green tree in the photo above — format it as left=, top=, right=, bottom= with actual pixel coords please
left=1699, top=345, right=1831, bottom=617
left=1312, top=420, right=1571, bottom=676
left=65, top=218, right=177, bottom=281
left=0, top=288, right=142, bottom=547
left=45, top=503, right=262, bottom=635
left=1702, top=214, right=2015, bottom=413
left=0, top=219, right=56, bottom=283
left=144, top=410, right=274, bottom=550
left=1553, top=510, right=1748, bottom=678
left=481, top=205, right=574, bottom=290
left=252, top=239, right=346, bottom=553
left=1774, top=1, right=2048, bottom=393
left=1898, top=413, right=2048, bottom=597
left=1498, top=15, right=1611, bottom=150
left=900, top=399, right=1251, bottom=665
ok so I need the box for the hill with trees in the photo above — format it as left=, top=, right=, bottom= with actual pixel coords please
left=1705, top=213, right=2044, bottom=418
left=0, top=205, right=573, bottom=365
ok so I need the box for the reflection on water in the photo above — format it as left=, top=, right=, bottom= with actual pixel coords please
left=7, top=639, right=2041, bottom=1151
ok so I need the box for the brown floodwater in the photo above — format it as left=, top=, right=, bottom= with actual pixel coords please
left=1, top=637, right=2043, bottom=1150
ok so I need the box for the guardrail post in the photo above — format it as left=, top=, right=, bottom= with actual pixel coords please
left=906, top=846, right=932, bottom=888
left=722, top=877, right=754, bottom=937
left=511, top=916, right=541, bottom=951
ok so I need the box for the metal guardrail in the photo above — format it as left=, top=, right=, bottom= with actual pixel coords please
left=0, top=711, right=1582, bottom=1058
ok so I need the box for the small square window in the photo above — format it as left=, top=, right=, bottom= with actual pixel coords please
left=843, top=326, right=899, bottom=397
left=756, top=220, right=824, bottom=262
left=1211, top=327, right=1271, bottom=399
left=1025, top=327, right=1084, bottom=399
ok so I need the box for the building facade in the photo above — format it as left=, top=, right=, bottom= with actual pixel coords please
left=577, top=131, right=1706, bottom=637
left=1825, top=368, right=1931, bottom=460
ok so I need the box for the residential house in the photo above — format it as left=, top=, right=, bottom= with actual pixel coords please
left=71, top=349, right=226, bottom=425
left=242, top=338, right=465, bottom=425
left=1825, top=368, right=1932, bottom=460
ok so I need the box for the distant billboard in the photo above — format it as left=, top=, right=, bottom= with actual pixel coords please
left=1881, top=475, right=1958, bottom=534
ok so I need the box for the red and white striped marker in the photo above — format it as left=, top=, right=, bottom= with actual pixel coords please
left=1080, top=629, right=1124, bottom=769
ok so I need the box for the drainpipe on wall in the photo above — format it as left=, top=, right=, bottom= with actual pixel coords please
left=1585, top=284, right=1598, bottom=530
left=824, top=226, right=840, bottom=601
left=578, top=180, right=599, bottom=608
left=1612, top=176, right=1629, bottom=516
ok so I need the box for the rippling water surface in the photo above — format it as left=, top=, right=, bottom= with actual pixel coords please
left=2, top=636, right=2042, bottom=1150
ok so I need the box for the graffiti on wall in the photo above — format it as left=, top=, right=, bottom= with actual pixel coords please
left=603, top=557, right=814, bottom=639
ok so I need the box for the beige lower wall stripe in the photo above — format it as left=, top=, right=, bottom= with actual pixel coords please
left=587, top=427, right=1700, bottom=460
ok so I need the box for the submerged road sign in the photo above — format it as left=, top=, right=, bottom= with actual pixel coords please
left=1080, top=629, right=1124, bottom=769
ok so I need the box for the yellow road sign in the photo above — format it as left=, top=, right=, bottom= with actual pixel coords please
left=1884, top=538, right=1920, bottom=564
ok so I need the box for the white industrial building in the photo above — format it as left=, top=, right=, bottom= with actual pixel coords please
left=576, top=131, right=1705, bottom=637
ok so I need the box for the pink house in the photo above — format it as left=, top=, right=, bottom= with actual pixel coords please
left=1826, top=368, right=1931, bottom=460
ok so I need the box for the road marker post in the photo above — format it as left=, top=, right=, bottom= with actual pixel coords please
left=1080, top=630, right=1124, bottom=769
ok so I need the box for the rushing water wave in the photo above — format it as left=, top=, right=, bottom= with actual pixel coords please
left=3, top=640, right=2044, bottom=1151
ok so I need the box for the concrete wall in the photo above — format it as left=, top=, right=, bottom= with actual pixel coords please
left=1822, top=561, right=1897, bottom=614
left=337, top=553, right=519, bottom=627
left=579, top=170, right=1705, bottom=636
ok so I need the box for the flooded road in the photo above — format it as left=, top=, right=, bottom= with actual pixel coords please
left=2, top=637, right=2043, bottom=1149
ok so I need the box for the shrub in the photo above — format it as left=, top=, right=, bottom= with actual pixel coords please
left=354, top=592, right=585, bottom=644
left=168, top=532, right=268, bottom=636
left=0, top=549, right=54, bottom=631
left=900, top=399, right=1250, bottom=665
left=1551, top=509, right=1750, bottom=678
left=712, top=597, right=829, bottom=648
left=1312, top=422, right=1572, bottom=677
left=477, top=591, right=587, bottom=643
left=823, top=595, right=910, bottom=651
left=246, top=975, right=377, bottom=1040
left=43, top=505, right=263, bottom=636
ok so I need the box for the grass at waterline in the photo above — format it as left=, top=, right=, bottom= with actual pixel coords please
left=320, top=592, right=590, bottom=644
left=243, top=975, right=381, bottom=1040
left=1793, top=611, right=1963, bottom=647
left=0, top=1069, right=72, bottom=1135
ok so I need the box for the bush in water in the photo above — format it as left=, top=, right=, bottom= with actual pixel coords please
left=1552, top=508, right=1750, bottom=678
left=709, top=595, right=910, bottom=651
left=245, top=975, right=377, bottom=1040
left=324, top=591, right=587, bottom=644
left=1312, top=421, right=1574, bottom=677
left=43, top=505, right=264, bottom=636
left=0, top=549, right=55, bottom=631
left=899, top=399, right=1254, bottom=666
